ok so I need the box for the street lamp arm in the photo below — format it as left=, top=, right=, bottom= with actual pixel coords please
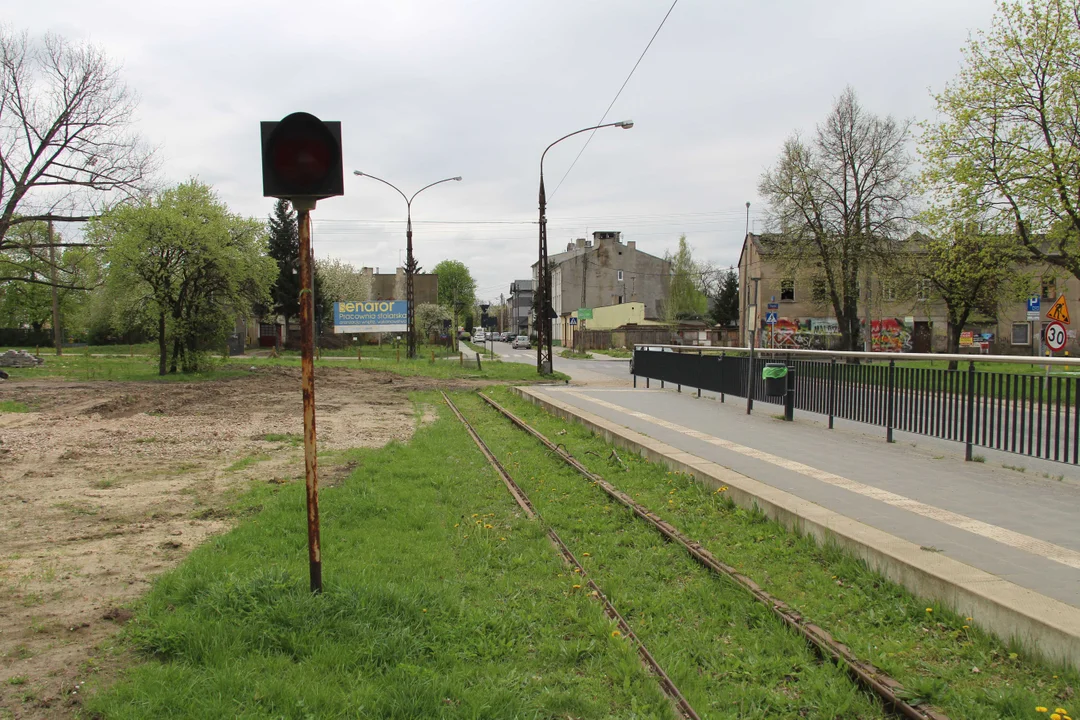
left=352, top=171, right=409, bottom=206
left=540, top=120, right=634, bottom=174
left=409, top=176, right=463, bottom=206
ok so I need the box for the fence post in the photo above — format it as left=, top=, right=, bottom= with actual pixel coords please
left=886, top=358, right=896, bottom=443
left=828, top=357, right=837, bottom=430
left=784, top=365, right=795, bottom=421
left=697, top=350, right=702, bottom=398
left=720, top=352, right=725, bottom=403
left=965, top=360, right=976, bottom=461
left=746, top=338, right=756, bottom=416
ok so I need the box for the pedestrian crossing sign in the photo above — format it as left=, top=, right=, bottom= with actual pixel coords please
left=765, top=311, right=778, bottom=325
left=1047, top=295, right=1070, bottom=325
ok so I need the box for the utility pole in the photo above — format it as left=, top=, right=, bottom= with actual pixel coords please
left=746, top=276, right=760, bottom=414
left=48, top=220, right=62, bottom=355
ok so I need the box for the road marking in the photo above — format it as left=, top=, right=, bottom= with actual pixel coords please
left=562, top=390, right=1080, bottom=571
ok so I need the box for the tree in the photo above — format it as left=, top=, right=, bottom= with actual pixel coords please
left=0, top=29, right=154, bottom=254
left=922, top=0, right=1080, bottom=282
left=95, top=181, right=275, bottom=374
left=0, top=222, right=102, bottom=338
left=912, top=223, right=1033, bottom=363
left=266, top=199, right=300, bottom=324
left=759, top=87, right=914, bottom=350
left=664, top=235, right=708, bottom=323
left=416, top=302, right=451, bottom=340
left=709, top=268, right=740, bottom=328
left=433, top=259, right=476, bottom=346
left=315, top=257, right=371, bottom=304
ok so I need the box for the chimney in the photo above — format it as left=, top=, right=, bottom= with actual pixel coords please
left=567, top=241, right=574, bottom=251
left=575, top=238, right=586, bottom=249
left=627, top=240, right=636, bottom=251
left=361, top=267, right=373, bottom=276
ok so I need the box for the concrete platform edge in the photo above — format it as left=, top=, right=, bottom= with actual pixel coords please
left=514, top=385, right=1080, bottom=672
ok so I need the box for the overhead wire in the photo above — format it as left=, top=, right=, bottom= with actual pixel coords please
left=548, top=0, right=680, bottom=201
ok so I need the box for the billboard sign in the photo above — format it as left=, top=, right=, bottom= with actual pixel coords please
left=333, top=301, right=408, bottom=333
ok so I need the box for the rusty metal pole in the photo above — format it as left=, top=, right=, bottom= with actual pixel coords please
left=296, top=205, right=322, bottom=594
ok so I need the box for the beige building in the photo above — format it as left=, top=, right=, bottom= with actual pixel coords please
left=558, top=301, right=663, bottom=348
left=737, top=232, right=1070, bottom=355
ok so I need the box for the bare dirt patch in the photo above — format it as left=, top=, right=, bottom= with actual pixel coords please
left=0, top=366, right=471, bottom=719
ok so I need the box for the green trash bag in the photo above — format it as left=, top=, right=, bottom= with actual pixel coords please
left=761, top=363, right=788, bottom=379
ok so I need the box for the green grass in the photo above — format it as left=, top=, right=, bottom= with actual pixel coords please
left=591, top=348, right=633, bottom=358
left=0, top=400, right=29, bottom=412
left=86, top=396, right=673, bottom=718
left=452, top=392, right=888, bottom=718
left=0, top=353, right=566, bottom=384
left=559, top=349, right=593, bottom=359
left=483, top=385, right=1080, bottom=719
left=224, top=453, right=272, bottom=472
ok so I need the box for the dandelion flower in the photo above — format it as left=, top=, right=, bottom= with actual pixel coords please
left=422, top=609, right=427, bottom=613
left=611, top=630, right=621, bottom=637
left=484, top=524, right=493, bottom=529
left=1051, top=714, right=1061, bottom=720
left=572, top=584, right=581, bottom=589
left=1036, top=709, right=1047, bottom=714
left=1057, top=710, right=1069, bottom=716
left=574, top=567, right=581, bottom=573
left=962, top=625, right=969, bottom=629
left=582, top=552, right=591, bottom=557
left=926, top=608, right=933, bottom=613
left=472, top=514, right=478, bottom=518
left=966, top=617, right=972, bottom=621
left=454, top=523, right=459, bottom=528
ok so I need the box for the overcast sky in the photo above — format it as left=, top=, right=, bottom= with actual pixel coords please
left=14, top=0, right=996, bottom=303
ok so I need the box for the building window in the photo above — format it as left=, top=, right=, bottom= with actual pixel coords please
left=810, top=277, right=828, bottom=304
left=882, top=282, right=896, bottom=302
left=1012, top=322, right=1030, bottom=345
left=780, top=278, right=795, bottom=301
left=915, top=278, right=932, bottom=301
left=617, top=270, right=624, bottom=282
left=1042, top=280, right=1057, bottom=300
left=618, top=295, right=623, bottom=303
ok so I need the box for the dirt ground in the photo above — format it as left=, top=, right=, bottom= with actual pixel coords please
left=0, top=366, right=472, bottom=719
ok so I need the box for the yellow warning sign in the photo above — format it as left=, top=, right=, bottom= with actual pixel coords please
left=1047, top=294, right=1071, bottom=324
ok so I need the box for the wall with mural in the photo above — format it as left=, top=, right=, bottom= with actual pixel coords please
left=762, top=317, right=916, bottom=352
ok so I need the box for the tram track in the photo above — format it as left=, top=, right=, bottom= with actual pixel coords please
left=463, top=389, right=951, bottom=720
left=441, top=391, right=701, bottom=720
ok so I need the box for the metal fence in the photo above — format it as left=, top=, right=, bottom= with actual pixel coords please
left=632, top=346, right=1080, bottom=465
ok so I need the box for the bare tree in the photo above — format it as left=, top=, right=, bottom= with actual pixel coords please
left=759, top=87, right=914, bottom=350
left=0, top=28, right=155, bottom=253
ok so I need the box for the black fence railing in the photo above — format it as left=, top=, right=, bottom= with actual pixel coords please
left=631, top=348, right=1080, bottom=465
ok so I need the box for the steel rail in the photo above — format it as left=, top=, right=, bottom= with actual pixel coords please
left=440, top=392, right=700, bottom=720
left=477, top=391, right=951, bottom=720
left=633, top=343, right=1080, bottom=368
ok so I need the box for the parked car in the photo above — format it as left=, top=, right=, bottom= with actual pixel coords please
left=501, top=332, right=514, bottom=342
left=473, top=330, right=486, bottom=342
left=512, top=335, right=531, bottom=349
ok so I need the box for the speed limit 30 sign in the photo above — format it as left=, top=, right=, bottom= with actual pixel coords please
left=1046, top=320, right=1068, bottom=352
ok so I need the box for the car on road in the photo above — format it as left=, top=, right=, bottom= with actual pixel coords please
left=473, top=330, right=486, bottom=342
left=512, top=335, right=531, bottom=349
left=501, top=332, right=514, bottom=342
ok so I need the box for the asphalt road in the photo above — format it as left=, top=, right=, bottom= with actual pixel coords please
left=484, top=343, right=633, bottom=385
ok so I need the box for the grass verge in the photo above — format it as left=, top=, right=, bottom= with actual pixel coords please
left=0, top=353, right=566, bottom=384
left=482, top=385, right=1080, bottom=719
left=559, top=349, right=593, bottom=359
left=0, top=400, right=29, bottom=412
left=86, top=393, right=672, bottom=718
left=452, top=392, right=888, bottom=718
left=592, top=348, right=633, bottom=358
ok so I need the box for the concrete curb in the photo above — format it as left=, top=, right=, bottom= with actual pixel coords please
left=514, top=385, right=1080, bottom=672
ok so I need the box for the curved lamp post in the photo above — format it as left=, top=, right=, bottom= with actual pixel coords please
left=353, top=171, right=462, bottom=359
left=536, top=120, right=633, bottom=374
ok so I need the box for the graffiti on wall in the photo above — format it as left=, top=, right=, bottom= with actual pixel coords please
left=764, top=317, right=918, bottom=352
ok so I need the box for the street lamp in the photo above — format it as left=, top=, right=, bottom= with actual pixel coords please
left=536, top=120, right=633, bottom=374
left=353, top=171, right=462, bottom=359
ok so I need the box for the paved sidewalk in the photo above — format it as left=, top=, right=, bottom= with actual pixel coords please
left=527, top=384, right=1080, bottom=609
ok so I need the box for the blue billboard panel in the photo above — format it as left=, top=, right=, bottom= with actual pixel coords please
left=333, top=301, right=408, bottom=333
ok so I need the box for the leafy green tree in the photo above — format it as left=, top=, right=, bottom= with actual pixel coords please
left=912, top=222, right=1033, bottom=363
left=760, top=87, right=914, bottom=350
left=922, top=0, right=1080, bottom=281
left=709, top=268, right=740, bottom=327
left=0, top=222, right=101, bottom=338
left=664, top=236, right=708, bottom=323
left=95, top=181, right=276, bottom=374
left=433, top=259, right=476, bottom=346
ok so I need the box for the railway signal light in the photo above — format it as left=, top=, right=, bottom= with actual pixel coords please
left=261, top=112, right=344, bottom=203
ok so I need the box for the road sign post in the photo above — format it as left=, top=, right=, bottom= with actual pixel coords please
left=1046, top=320, right=1067, bottom=352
